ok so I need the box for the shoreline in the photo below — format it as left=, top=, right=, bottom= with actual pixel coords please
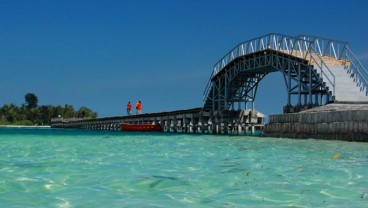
left=0, top=125, right=51, bottom=128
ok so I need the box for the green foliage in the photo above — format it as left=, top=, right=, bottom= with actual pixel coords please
left=63, top=105, right=75, bottom=118
left=25, top=93, right=38, bottom=109
left=0, top=103, right=97, bottom=126
left=77, top=106, right=98, bottom=118
left=0, top=93, right=97, bottom=126
left=14, top=120, right=34, bottom=126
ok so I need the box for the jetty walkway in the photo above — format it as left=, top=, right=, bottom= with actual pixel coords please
left=51, top=33, right=368, bottom=140
left=51, top=108, right=265, bottom=135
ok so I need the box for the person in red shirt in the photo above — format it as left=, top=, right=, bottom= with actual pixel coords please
left=136, top=101, right=142, bottom=115
left=127, top=101, right=132, bottom=115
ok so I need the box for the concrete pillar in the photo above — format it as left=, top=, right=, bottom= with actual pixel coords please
left=168, top=119, right=172, bottom=132
left=245, top=126, right=249, bottom=135
left=208, top=122, right=213, bottom=134
left=164, top=120, right=168, bottom=132
left=238, top=124, right=242, bottom=135
left=166, top=119, right=170, bottom=132
left=189, top=119, right=193, bottom=133
left=197, top=121, right=202, bottom=133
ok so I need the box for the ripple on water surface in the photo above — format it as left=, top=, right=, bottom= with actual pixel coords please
left=0, top=127, right=367, bottom=207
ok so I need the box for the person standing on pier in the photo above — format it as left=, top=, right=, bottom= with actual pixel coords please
left=136, top=101, right=142, bottom=115
left=127, top=101, right=132, bottom=115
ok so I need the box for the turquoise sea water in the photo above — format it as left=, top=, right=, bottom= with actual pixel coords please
left=0, top=127, right=367, bottom=207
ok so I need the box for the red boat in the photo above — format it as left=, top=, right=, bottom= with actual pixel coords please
left=120, top=123, right=162, bottom=132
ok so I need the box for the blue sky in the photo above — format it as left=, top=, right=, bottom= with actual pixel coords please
left=1, top=0, right=367, bottom=117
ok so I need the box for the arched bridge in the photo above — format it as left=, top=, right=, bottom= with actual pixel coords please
left=203, top=33, right=368, bottom=113
left=51, top=33, right=368, bottom=136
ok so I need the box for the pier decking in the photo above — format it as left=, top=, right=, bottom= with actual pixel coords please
left=51, top=108, right=265, bottom=135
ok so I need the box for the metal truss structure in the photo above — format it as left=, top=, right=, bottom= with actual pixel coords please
left=203, top=33, right=368, bottom=113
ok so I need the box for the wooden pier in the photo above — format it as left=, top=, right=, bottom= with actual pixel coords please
left=51, top=108, right=265, bottom=135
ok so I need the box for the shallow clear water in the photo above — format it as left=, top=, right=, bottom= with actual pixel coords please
left=0, top=127, right=367, bottom=207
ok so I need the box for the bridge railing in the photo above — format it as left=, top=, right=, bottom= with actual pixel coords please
left=308, top=53, right=335, bottom=98
left=345, top=47, right=368, bottom=94
left=296, top=35, right=348, bottom=60
left=297, top=35, right=368, bottom=94
left=203, top=33, right=337, bottom=103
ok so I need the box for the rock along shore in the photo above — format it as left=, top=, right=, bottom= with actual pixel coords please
left=263, top=103, right=368, bottom=142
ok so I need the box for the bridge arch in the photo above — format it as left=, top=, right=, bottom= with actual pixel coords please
left=202, top=34, right=368, bottom=113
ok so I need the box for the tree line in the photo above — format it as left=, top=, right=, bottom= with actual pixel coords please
left=0, top=93, right=97, bottom=126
